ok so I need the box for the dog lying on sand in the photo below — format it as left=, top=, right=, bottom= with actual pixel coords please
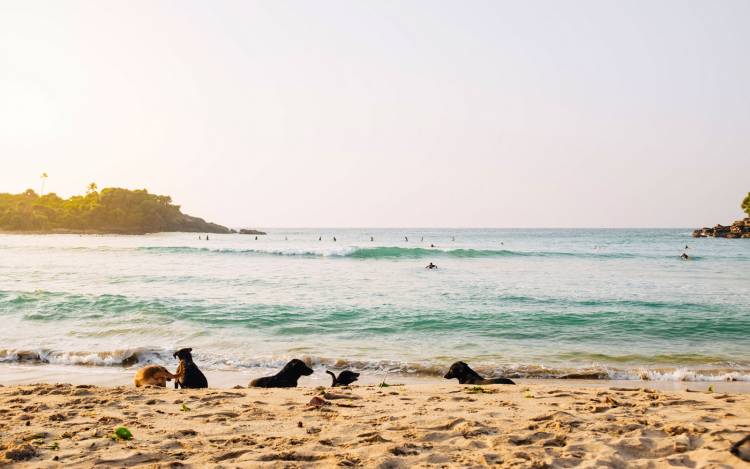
left=444, top=361, right=515, bottom=385
left=326, top=370, right=360, bottom=387
left=134, top=365, right=176, bottom=387
left=174, top=348, right=208, bottom=389
left=250, top=359, right=313, bottom=388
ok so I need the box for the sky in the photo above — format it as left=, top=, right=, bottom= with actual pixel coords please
left=1, top=1, right=748, bottom=228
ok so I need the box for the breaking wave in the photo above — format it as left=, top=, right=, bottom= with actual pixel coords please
left=1, top=348, right=748, bottom=382
left=137, top=245, right=645, bottom=260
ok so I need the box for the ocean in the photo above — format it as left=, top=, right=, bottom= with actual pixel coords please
left=1, top=229, right=748, bottom=385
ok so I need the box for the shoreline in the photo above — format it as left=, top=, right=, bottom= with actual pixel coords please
left=1, top=381, right=748, bottom=467
left=2, top=363, right=749, bottom=394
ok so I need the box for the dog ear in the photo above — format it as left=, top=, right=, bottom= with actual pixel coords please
left=173, top=351, right=178, bottom=358
left=187, top=348, right=192, bottom=353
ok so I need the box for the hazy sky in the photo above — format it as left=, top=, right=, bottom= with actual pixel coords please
left=1, top=1, right=748, bottom=228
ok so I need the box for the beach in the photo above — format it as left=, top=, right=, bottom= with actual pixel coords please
left=2, top=380, right=749, bottom=467
left=2, top=229, right=749, bottom=466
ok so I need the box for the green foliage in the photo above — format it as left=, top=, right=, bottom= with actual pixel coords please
left=743, top=192, right=750, bottom=217
left=0, top=186, right=214, bottom=234
left=112, top=427, right=133, bottom=440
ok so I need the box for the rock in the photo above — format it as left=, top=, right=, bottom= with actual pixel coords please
left=239, top=229, right=267, bottom=235
left=693, top=218, right=750, bottom=238
left=4, top=444, right=37, bottom=461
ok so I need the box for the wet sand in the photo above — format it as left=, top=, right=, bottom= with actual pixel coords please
left=1, top=380, right=749, bottom=467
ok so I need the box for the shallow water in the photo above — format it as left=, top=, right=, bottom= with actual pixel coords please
left=1, top=229, right=748, bottom=383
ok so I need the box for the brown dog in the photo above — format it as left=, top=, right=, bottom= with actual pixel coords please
left=134, top=365, right=176, bottom=387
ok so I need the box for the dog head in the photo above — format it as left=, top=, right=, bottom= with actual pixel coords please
left=282, top=359, right=314, bottom=378
left=444, top=361, right=481, bottom=382
left=337, top=370, right=360, bottom=386
left=173, top=348, right=193, bottom=361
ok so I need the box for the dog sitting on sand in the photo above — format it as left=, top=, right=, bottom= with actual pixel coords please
left=134, top=365, right=176, bottom=387
left=444, top=361, right=515, bottom=385
left=249, top=359, right=313, bottom=388
left=173, top=348, right=208, bottom=389
left=326, top=370, right=360, bottom=387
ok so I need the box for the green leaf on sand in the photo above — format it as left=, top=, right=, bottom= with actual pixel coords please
left=112, top=427, right=133, bottom=440
left=181, top=403, right=191, bottom=412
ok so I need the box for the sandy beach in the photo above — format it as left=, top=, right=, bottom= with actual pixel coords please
left=2, top=380, right=749, bottom=468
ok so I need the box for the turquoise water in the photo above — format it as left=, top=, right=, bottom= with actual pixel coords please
left=1, top=229, right=748, bottom=382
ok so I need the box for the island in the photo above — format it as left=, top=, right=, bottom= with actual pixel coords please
left=693, top=192, right=750, bottom=238
left=0, top=186, right=237, bottom=235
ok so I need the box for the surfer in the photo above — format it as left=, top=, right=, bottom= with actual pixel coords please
left=425, top=262, right=438, bottom=269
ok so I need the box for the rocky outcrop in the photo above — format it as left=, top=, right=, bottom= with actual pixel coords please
left=239, top=229, right=266, bottom=235
left=692, top=218, right=750, bottom=238
left=171, top=214, right=233, bottom=234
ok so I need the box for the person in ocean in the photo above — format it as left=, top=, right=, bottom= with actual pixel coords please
left=319, top=236, right=322, bottom=241
left=430, top=244, right=436, bottom=248
left=333, top=236, right=337, bottom=242
left=426, top=262, right=437, bottom=269
left=198, top=235, right=201, bottom=240
left=370, top=236, right=374, bottom=242
left=206, top=235, right=209, bottom=241
left=405, top=236, right=408, bottom=242
left=681, top=253, right=689, bottom=260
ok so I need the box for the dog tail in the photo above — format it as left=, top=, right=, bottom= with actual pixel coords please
left=325, top=370, right=337, bottom=387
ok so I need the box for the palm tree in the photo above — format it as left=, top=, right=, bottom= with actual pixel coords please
left=40, top=173, right=48, bottom=195
left=86, top=182, right=98, bottom=194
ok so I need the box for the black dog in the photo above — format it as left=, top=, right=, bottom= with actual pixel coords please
left=173, top=348, right=208, bottom=389
left=325, top=370, right=360, bottom=387
left=444, top=361, right=515, bottom=385
left=249, top=359, right=314, bottom=388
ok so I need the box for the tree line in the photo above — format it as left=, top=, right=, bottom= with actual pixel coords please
left=0, top=186, right=228, bottom=234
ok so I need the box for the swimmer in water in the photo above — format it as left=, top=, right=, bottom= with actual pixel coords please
left=421, top=237, right=424, bottom=242
left=681, top=253, right=689, bottom=260
left=452, top=236, right=455, bottom=242
left=430, top=244, right=435, bottom=248
left=255, top=236, right=258, bottom=240
left=405, top=236, right=408, bottom=242
left=425, top=262, right=438, bottom=269
left=319, top=236, right=322, bottom=241
left=206, top=235, right=209, bottom=241
left=198, top=235, right=202, bottom=240
left=370, top=236, right=374, bottom=242
left=333, top=236, right=337, bottom=242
